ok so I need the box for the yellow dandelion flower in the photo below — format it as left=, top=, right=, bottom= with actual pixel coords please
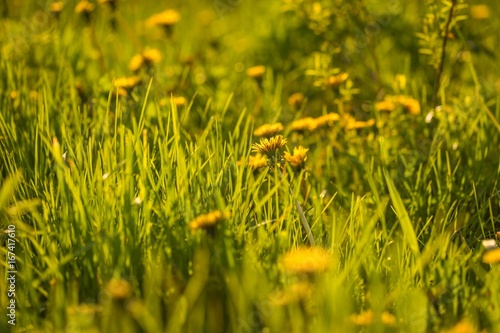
left=381, top=312, right=397, bottom=326
left=441, top=320, right=477, bottom=333
left=282, top=246, right=330, bottom=274
left=247, top=154, right=268, bottom=169
left=75, top=0, right=95, bottom=14
left=252, top=135, right=287, bottom=157
left=375, top=99, right=397, bottom=112
left=147, top=9, right=181, bottom=27
left=172, top=96, right=187, bottom=106
left=290, top=117, right=317, bottom=132
left=288, top=92, right=304, bottom=110
left=114, top=76, right=141, bottom=89
left=482, top=248, right=500, bottom=264
left=270, top=282, right=313, bottom=306
left=9, top=91, right=19, bottom=100
left=253, top=122, right=284, bottom=137
left=29, top=90, right=39, bottom=100
left=142, top=48, right=162, bottom=64
left=327, top=72, right=349, bottom=86
left=284, top=145, right=308, bottom=169
left=470, top=5, right=490, bottom=20
left=50, top=1, right=64, bottom=14
left=106, top=279, right=133, bottom=300
left=344, top=117, right=376, bottom=130
left=314, top=112, right=340, bottom=128
left=350, top=310, right=374, bottom=326
left=246, top=65, right=266, bottom=79
left=395, top=96, right=421, bottom=115
left=129, top=54, right=145, bottom=72
left=188, top=211, right=230, bottom=231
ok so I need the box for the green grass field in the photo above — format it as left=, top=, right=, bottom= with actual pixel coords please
left=1, top=0, right=500, bottom=332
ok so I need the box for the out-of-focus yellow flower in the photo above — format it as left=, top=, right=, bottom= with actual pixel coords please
left=129, top=48, right=162, bottom=72
left=9, top=91, right=19, bottom=100
left=106, top=279, right=133, bottom=300
left=482, top=248, right=500, bottom=264
left=327, top=72, right=349, bottom=86
left=188, top=211, right=230, bottom=231
left=99, top=0, right=117, bottom=10
left=350, top=310, right=396, bottom=326
left=288, top=92, right=304, bottom=110
left=50, top=1, right=64, bottom=14
left=172, top=96, right=187, bottom=106
left=290, top=117, right=317, bottom=132
left=395, top=96, right=421, bottom=115
left=344, top=117, right=376, bottom=130
left=247, top=154, right=268, bottom=169
left=470, top=5, right=490, bottom=20
left=29, top=90, right=39, bottom=100
left=282, top=246, right=330, bottom=274
left=253, top=123, right=284, bottom=137
left=314, top=112, right=340, bottom=128
left=147, top=9, right=181, bottom=27
left=350, top=310, right=374, bottom=326
left=246, top=65, right=266, bottom=79
left=440, top=319, right=477, bottom=333
left=270, top=282, right=313, bottom=306
left=381, top=312, right=397, bottom=326
left=375, top=99, right=397, bottom=112
left=252, top=135, right=287, bottom=157
left=75, top=0, right=95, bottom=14
left=114, top=76, right=141, bottom=89
left=284, top=146, right=308, bottom=169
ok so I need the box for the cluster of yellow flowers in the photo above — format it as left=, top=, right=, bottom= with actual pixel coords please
left=290, top=112, right=340, bottom=132
left=375, top=95, right=421, bottom=115
left=350, top=310, right=396, bottom=327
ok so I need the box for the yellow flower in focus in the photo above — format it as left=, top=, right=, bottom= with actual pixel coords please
left=147, top=9, right=181, bottom=27
left=441, top=320, right=477, bottom=333
left=188, top=211, right=230, bottom=231
left=290, top=117, right=317, bottom=132
left=114, top=76, right=141, bottom=89
left=246, top=65, right=266, bottom=79
left=314, top=112, right=340, bottom=128
left=482, top=248, right=500, bottom=264
left=327, top=72, right=349, bottom=86
left=252, top=135, right=287, bottom=157
left=75, top=0, right=95, bottom=14
left=106, top=279, right=133, bottom=300
left=253, top=122, right=284, bottom=137
left=282, top=246, right=330, bottom=274
left=470, top=5, right=490, bottom=20
left=284, top=145, right=308, bottom=169
left=288, top=92, right=304, bottom=110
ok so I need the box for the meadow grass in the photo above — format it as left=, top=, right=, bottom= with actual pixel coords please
left=1, top=0, right=500, bottom=332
